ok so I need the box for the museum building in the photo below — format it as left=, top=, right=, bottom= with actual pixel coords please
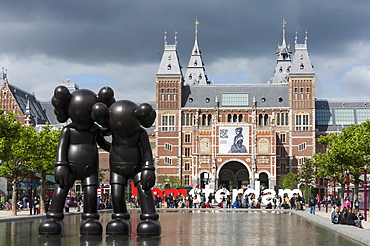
left=154, top=21, right=370, bottom=190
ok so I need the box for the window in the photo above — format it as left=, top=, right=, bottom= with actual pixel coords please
left=202, top=114, right=211, bottom=126
left=280, top=133, right=286, bottom=143
left=299, top=158, right=305, bottom=166
left=227, top=114, right=243, bottom=123
left=165, top=157, right=172, bottom=165
left=184, top=148, right=191, bottom=157
left=165, top=143, right=172, bottom=152
left=357, top=109, right=370, bottom=124
left=280, top=147, right=287, bottom=157
left=295, top=114, right=309, bottom=131
left=316, top=109, right=333, bottom=125
left=182, top=113, right=194, bottom=126
left=259, top=114, right=268, bottom=126
left=335, top=108, right=355, bottom=125
left=280, top=162, right=286, bottom=172
left=222, top=93, right=249, bottom=107
left=162, top=115, right=175, bottom=131
left=184, top=175, right=190, bottom=186
left=185, top=133, right=191, bottom=143
left=294, top=88, right=298, bottom=100
left=298, top=142, right=306, bottom=151
left=185, top=162, right=190, bottom=171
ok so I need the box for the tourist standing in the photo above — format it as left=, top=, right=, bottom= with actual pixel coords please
left=354, top=198, right=360, bottom=210
left=64, top=197, right=71, bottom=212
left=309, top=195, right=317, bottom=214
left=332, top=195, right=341, bottom=208
left=343, top=197, right=351, bottom=208
left=33, top=197, right=39, bottom=215
left=44, top=195, right=50, bottom=213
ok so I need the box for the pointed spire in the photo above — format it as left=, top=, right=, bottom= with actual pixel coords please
left=295, top=30, right=298, bottom=44
left=25, top=98, right=31, bottom=116
left=195, top=18, right=199, bottom=40
left=305, top=30, right=308, bottom=44
left=184, top=19, right=209, bottom=85
left=164, top=30, right=168, bottom=46
left=282, top=18, right=287, bottom=46
left=175, top=30, right=178, bottom=46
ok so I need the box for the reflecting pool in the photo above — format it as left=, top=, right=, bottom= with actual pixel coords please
left=0, top=210, right=364, bottom=246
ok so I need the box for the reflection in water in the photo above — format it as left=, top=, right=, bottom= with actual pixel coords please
left=0, top=210, right=363, bottom=246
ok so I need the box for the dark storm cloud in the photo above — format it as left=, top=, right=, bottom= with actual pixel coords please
left=0, top=0, right=369, bottom=101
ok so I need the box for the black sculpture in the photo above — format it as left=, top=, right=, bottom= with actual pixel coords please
left=39, top=86, right=112, bottom=236
left=91, top=99, right=161, bottom=237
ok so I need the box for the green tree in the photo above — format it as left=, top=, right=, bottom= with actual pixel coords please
left=297, top=158, right=317, bottom=201
left=315, top=120, right=370, bottom=201
left=279, top=172, right=299, bottom=190
left=0, top=110, right=35, bottom=215
left=29, top=125, right=60, bottom=214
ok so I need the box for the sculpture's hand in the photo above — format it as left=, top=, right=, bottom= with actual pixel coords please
left=54, top=162, right=70, bottom=189
left=141, top=169, right=156, bottom=191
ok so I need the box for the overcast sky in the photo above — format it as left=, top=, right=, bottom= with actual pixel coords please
left=1, top=1, right=369, bottom=102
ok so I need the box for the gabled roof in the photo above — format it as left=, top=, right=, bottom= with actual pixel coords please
left=7, top=83, right=49, bottom=125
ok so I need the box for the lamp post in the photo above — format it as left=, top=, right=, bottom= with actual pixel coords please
left=333, top=175, right=336, bottom=197
left=318, top=178, right=321, bottom=211
left=346, top=170, right=350, bottom=198
left=325, top=179, right=328, bottom=213
left=363, top=165, right=367, bottom=221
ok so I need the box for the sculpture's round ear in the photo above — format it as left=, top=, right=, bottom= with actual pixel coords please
left=52, top=86, right=71, bottom=109
left=52, top=86, right=71, bottom=123
left=136, top=103, right=156, bottom=128
left=97, top=86, right=115, bottom=107
left=91, top=102, right=110, bottom=127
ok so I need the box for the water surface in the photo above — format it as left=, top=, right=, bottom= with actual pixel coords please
left=0, top=210, right=364, bottom=246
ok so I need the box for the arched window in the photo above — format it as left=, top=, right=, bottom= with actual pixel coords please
left=285, top=113, right=289, bottom=125
left=227, top=114, right=232, bottom=122
left=258, top=114, right=263, bottom=126
left=238, top=114, right=243, bottom=122
left=207, top=114, right=212, bottom=126
left=202, top=114, right=207, bottom=126
left=264, top=114, right=268, bottom=126
left=233, top=114, right=237, bottom=122
left=277, top=113, right=280, bottom=125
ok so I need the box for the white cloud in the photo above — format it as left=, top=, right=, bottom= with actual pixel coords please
left=0, top=55, right=158, bottom=102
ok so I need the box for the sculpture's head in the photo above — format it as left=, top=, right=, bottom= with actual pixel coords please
left=52, top=86, right=115, bottom=131
left=91, top=99, right=156, bottom=135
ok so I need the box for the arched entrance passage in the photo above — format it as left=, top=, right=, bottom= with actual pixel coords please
left=259, top=172, right=269, bottom=189
left=218, top=161, right=249, bottom=189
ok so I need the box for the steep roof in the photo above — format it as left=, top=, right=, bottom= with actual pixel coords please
left=184, top=19, right=209, bottom=85
left=7, top=83, right=49, bottom=125
left=182, top=84, right=289, bottom=109
left=156, top=31, right=182, bottom=77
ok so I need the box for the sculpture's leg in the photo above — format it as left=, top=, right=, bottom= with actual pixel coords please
left=39, top=185, right=68, bottom=235
left=106, top=173, right=130, bottom=236
left=80, top=181, right=102, bottom=236
left=135, top=173, right=161, bottom=237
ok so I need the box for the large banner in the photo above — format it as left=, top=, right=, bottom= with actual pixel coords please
left=219, top=127, right=249, bottom=154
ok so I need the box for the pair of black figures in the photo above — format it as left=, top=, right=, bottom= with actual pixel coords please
left=38, top=86, right=161, bottom=237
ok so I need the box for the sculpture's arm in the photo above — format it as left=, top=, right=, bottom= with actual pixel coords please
left=139, top=128, right=155, bottom=190
left=54, top=126, right=71, bottom=188
left=96, top=126, right=111, bottom=152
